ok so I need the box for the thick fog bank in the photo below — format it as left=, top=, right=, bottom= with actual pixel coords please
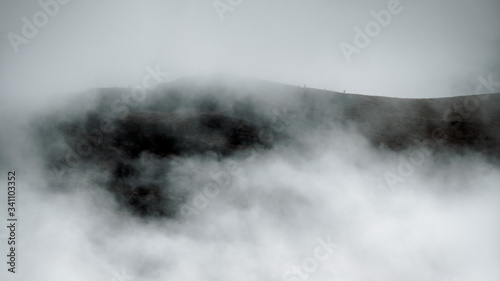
left=1, top=81, right=499, bottom=281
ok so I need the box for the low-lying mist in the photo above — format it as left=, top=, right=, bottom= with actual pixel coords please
left=1, top=77, right=499, bottom=281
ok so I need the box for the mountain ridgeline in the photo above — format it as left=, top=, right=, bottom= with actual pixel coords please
left=35, top=75, right=500, bottom=217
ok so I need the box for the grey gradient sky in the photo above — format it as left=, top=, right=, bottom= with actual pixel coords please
left=1, top=0, right=499, bottom=113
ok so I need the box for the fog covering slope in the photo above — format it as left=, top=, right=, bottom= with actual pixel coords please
left=1, top=75, right=500, bottom=281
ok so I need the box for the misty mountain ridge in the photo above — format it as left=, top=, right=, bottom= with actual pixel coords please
left=35, top=75, right=500, bottom=217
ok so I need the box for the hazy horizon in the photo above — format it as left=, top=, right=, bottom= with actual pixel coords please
left=1, top=0, right=500, bottom=113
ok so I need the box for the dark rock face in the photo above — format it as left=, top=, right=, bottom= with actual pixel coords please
left=35, top=76, right=500, bottom=218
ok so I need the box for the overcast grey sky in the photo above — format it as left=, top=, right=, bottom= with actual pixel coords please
left=1, top=0, right=499, bottom=113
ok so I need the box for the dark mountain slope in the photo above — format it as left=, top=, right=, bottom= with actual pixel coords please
left=35, top=75, right=500, bottom=217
